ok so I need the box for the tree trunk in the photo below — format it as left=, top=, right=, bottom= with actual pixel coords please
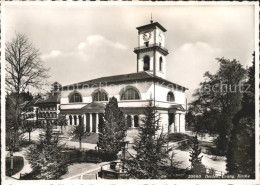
left=79, top=140, right=82, bottom=150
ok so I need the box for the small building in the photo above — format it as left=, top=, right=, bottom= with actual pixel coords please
left=36, top=94, right=60, bottom=124
left=60, top=20, right=188, bottom=135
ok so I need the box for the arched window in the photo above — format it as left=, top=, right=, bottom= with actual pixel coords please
left=159, top=57, right=163, bottom=71
left=167, top=92, right=175, bottom=102
left=69, top=92, right=82, bottom=103
left=121, top=88, right=140, bottom=100
left=93, top=91, right=108, bottom=101
left=143, top=55, right=150, bottom=71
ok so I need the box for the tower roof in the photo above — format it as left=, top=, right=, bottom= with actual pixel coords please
left=136, top=22, right=167, bottom=32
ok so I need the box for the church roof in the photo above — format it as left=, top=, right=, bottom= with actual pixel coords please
left=62, top=71, right=188, bottom=91
left=136, top=22, right=167, bottom=32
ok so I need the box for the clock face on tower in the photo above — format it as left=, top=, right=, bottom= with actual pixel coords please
left=143, top=31, right=152, bottom=42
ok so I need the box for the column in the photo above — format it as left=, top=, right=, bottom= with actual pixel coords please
left=131, top=115, right=134, bottom=128
left=89, top=113, right=92, bottom=132
left=180, top=113, right=185, bottom=133
left=96, top=113, right=99, bottom=133
left=71, top=115, right=75, bottom=125
left=174, top=114, right=178, bottom=133
left=179, top=113, right=181, bottom=133
left=83, top=114, right=86, bottom=130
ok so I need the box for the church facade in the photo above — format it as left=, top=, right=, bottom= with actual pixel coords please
left=60, top=20, right=188, bottom=135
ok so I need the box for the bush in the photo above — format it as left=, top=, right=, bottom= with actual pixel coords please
left=6, top=156, right=24, bottom=176
left=19, top=171, right=39, bottom=180
left=85, top=149, right=117, bottom=162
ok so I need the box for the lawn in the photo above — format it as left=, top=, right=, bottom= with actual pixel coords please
left=70, top=133, right=98, bottom=144
left=6, top=156, right=24, bottom=176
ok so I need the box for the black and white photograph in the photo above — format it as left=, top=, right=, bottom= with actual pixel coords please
left=1, top=1, right=259, bottom=184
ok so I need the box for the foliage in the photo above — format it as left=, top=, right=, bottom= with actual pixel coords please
left=97, top=97, right=127, bottom=154
left=5, top=156, right=24, bottom=176
left=85, top=149, right=117, bottom=162
left=26, top=122, right=67, bottom=179
left=21, top=121, right=36, bottom=142
left=125, top=101, right=180, bottom=179
left=70, top=124, right=89, bottom=150
left=189, top=134, right=204, bottom=174
left=187, top=58, right=246, bottom=155
left=56, top=114, right=68, bottom=133
left=226, top=52, right=255, bottom=178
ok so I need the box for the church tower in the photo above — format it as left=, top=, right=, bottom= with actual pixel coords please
left=134, top=19, right=169, bottom=79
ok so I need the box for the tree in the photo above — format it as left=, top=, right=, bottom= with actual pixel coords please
left=125, top=101, right=179, bottom=179
left=5, top=33, right=49, bottom=152
left=226, top=52, right=255, bottom=178
left=97, top=97, right=127, bottom=154
left=70, top=124, right=88, bottom=150
left=56, top=114, right=68, bottom=133
left=21, top=121, right=36, bottom=142
left=26, top=121, right=67, bottom=179
left=189, top=58, right=246, bottom=155
left=189, top=134, right=204, bottom=174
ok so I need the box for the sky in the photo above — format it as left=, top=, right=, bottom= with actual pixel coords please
left=4, top=4, right=256, bottom=101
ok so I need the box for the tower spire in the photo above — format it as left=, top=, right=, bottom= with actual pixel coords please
left=150, top=13, right=153, bottom=24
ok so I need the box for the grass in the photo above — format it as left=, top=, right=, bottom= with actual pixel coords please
left=6, top=156, right=24, bottom=176
left=70, top=133, right=98, bottom=144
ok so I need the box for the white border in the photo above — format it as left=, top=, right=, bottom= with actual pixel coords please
left=1, top=1, right=259, bottom=185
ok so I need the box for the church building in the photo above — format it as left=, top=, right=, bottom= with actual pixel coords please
left=60, top=20, right=188, bottom=135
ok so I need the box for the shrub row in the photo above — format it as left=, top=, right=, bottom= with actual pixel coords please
left=62, top=149, right=118, bottom=165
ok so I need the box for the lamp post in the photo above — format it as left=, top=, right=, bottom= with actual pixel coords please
left=120, top=140, right=129, bottom=173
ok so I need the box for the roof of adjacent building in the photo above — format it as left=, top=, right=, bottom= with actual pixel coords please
left=21, top=99, right=41, bottom=109
left=62, top=71, right=188, bottom=91
left=36, top=94, right=60, bottom=105
left=136, top=22, right=167, bottom=32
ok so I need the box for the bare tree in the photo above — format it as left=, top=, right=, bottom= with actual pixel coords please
left=5, top=33, right=49, bottom=129
left=5, top=33, right=49, bottom=168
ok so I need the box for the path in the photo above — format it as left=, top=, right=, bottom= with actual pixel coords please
left=61, top=162, right=110, bottom=180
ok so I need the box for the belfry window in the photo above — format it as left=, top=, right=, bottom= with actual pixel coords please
left=93, top=91, right=108, bottom=101
left=121, top=88, right=140, bottom=100
left=69, top=92, right=82, bottom=103
left=159, top=57, right=163, bottom=71
left=167, top=92, right=175, bottom=102
left=143, top=56, right=150, bottom=71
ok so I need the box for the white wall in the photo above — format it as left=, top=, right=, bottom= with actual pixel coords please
left=154, top=83, right=185, bottom=105
left=60, top=81, right=155, bottom=104
left=154, top=51, right=166, bottom=79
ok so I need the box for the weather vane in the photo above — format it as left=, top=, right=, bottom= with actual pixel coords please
left=150, top=13, right=153, bottom=24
